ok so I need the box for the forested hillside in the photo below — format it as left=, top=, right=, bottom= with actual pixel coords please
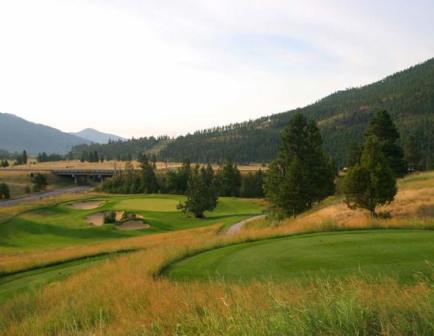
left=158, top=58, right=434, bottom=167
left=71, top=136, right=170, bottom=161
left=69, top=57, right=434, bottom=167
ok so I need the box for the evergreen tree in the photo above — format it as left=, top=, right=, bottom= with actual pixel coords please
left=22, top=150, right=28, bottom=164
left=343, top=136, right=397, bottom=217
left=346, top=140, right=362, bottom=168
left=0, top=183, right=11, bottom=199
left=264, top=113, right=335, bottom=218
left=201, top=164, right=215, bottom=187
left=32, top=173, right=48, bottom=192
left=139, top=154, right=159, bottom=193
left=365, top=110, right=407, bottom=177
left=177, top=165, right=218, bottom=218
left=217, top=158, right=241, bottom=197
left=404, top=134, right=422, bottom=172
left=240, top=170, right=265, bottom=198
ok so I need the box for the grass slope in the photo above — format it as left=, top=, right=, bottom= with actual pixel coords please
left=0, top=195, right=262, bottom=251
left=166, top=230, right=434, bottom=284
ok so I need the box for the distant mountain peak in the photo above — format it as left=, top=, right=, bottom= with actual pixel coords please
left=71, top=128, right=126, bottom=144
left=0, top=112, right=91, bottom=154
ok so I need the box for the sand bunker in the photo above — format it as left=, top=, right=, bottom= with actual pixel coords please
left=85, top=211, right=146, bottom=227
left=68, top=201, right=105, bottom=210
left=86, top=211, right=124, bottom=226
left=115, top=220, right=150, bottom=230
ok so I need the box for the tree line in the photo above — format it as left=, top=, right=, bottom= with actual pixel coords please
left=98, top=157, right=264, bottom=199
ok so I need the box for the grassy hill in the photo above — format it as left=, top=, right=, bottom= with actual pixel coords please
left=0, top=113, right=90, bottom=154
left=158, top=57, right=434, bottom=167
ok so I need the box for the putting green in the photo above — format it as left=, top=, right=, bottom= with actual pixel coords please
left=165, top=230, right=434, bottom=284
left=113, top=198, right=179, bottom=212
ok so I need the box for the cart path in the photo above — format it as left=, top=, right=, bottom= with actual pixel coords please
left=226, top=214, right=266, bottom=235
left=0, top=186, right=92, bottom=207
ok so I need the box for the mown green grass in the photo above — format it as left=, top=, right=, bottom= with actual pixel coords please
left=165, top=230, right=434, bottom=284
left=0, top=195, right=262, bottom=251
left=0, top=255, right=106, bottom=302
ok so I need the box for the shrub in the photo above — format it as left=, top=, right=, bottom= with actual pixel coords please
left=103, top=211, right=116, bottom=224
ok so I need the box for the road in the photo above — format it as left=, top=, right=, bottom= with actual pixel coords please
left=0, top=186, right=92, bottom=207
left=226, top=214, right=266, bottom=235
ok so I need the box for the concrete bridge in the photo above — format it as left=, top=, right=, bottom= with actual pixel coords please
left=0, top=168, right=121, bottom=185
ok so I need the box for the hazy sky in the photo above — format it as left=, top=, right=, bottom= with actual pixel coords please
left=1, top=0, right=433, bottom=138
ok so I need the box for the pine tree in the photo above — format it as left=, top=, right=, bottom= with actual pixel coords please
left=343, top=136, right=397, bottom=217
left=404, top=134, right=422, bottom=171
left=365, top=110, right=407, bottom=177
left=22, top=150, right=28, bottom=165
left=177, top=165, right=218, bottom=218
left=264, top=112, right=335, bottom=218
left=346, top=140, right=362, bottom=168
left=0, top=183, right=11, bottom=199
left=217, top=158, right=241, bottom=197
left=139, top=154, right=159, bottom=194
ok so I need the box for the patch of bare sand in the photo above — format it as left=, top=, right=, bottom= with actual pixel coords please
left=116, top=220, right=150, bottom=230
left=68, top=201, right=105, bottom=210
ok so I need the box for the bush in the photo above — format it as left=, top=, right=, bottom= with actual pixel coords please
left=24, top=185, right=31, bottom=194
left=121, top=211, right=136, bottom=220
left=0, top=183, right=11, bottom=199
left=103, top=211, right=116, bottom=224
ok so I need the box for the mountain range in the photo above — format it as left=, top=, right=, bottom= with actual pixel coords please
left=0, top=113, right=126, bottom=154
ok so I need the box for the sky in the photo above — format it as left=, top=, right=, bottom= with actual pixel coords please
left=0, top=0, right=433, bottom=139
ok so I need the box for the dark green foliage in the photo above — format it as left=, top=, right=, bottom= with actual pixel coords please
left=240, top=170, right=265, bottom=198
left=264, top=113, right=335, bottom=218
left=121, top=211, right=136, bottom=220
left=32, top=173, right=48, bottom=192
left=166, top=158, right=192, bottom=194
left=404, top=134, right=422, bottom=171
left=37, top=152, right=64, bottom=163
left=22, top=151, right=27, bottom=165
left=365, top=110, right=407, bottom=177
left=0, top=183, right=11, bottom=200
left=24, top=185, right=31, bottom=194
left=157, top=58, right=434, bottom=167
left=103, top=211, right=116, bottom=224
left=0, top=159, right=9, bottom=167
left=177, top=165, right=218, bottom=218
left=346, top=140, right=362, bottom=168
left=139, top=154, right=159, bottom=194
left=216, top=159, right=241, bottom=197
left=343, top=136, right=397, bottom=217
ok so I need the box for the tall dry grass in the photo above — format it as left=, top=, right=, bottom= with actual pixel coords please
left=1, top=172, right=434, bottom=334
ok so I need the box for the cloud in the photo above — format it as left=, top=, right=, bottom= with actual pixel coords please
left=0, top=0, right=433, bottom=138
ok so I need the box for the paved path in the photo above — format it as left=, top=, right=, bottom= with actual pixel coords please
left=226, top=214, right=267, bottom=235
left=0, top=186, right=92, bottom=207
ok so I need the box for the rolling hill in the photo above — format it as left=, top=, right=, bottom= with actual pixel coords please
left=0, top=113, right=91, bottom=154
left=71, top=128, right=126, bottom=144
left=157, top=57, right=434, bottom=167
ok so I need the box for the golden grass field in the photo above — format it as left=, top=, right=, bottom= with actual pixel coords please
left=1, top=172, right=434, bottom=334
left=2, top=159, right=266, bottom=172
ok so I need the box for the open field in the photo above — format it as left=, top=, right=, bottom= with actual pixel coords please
left=0, top=170, right=74, bottom=199
left=1, top=159, right=267, bottom=172
left=1, top=172, right=434, bottom=334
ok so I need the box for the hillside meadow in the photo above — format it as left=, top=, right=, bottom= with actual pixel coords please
left=0, top=172, right=434, bottom=334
